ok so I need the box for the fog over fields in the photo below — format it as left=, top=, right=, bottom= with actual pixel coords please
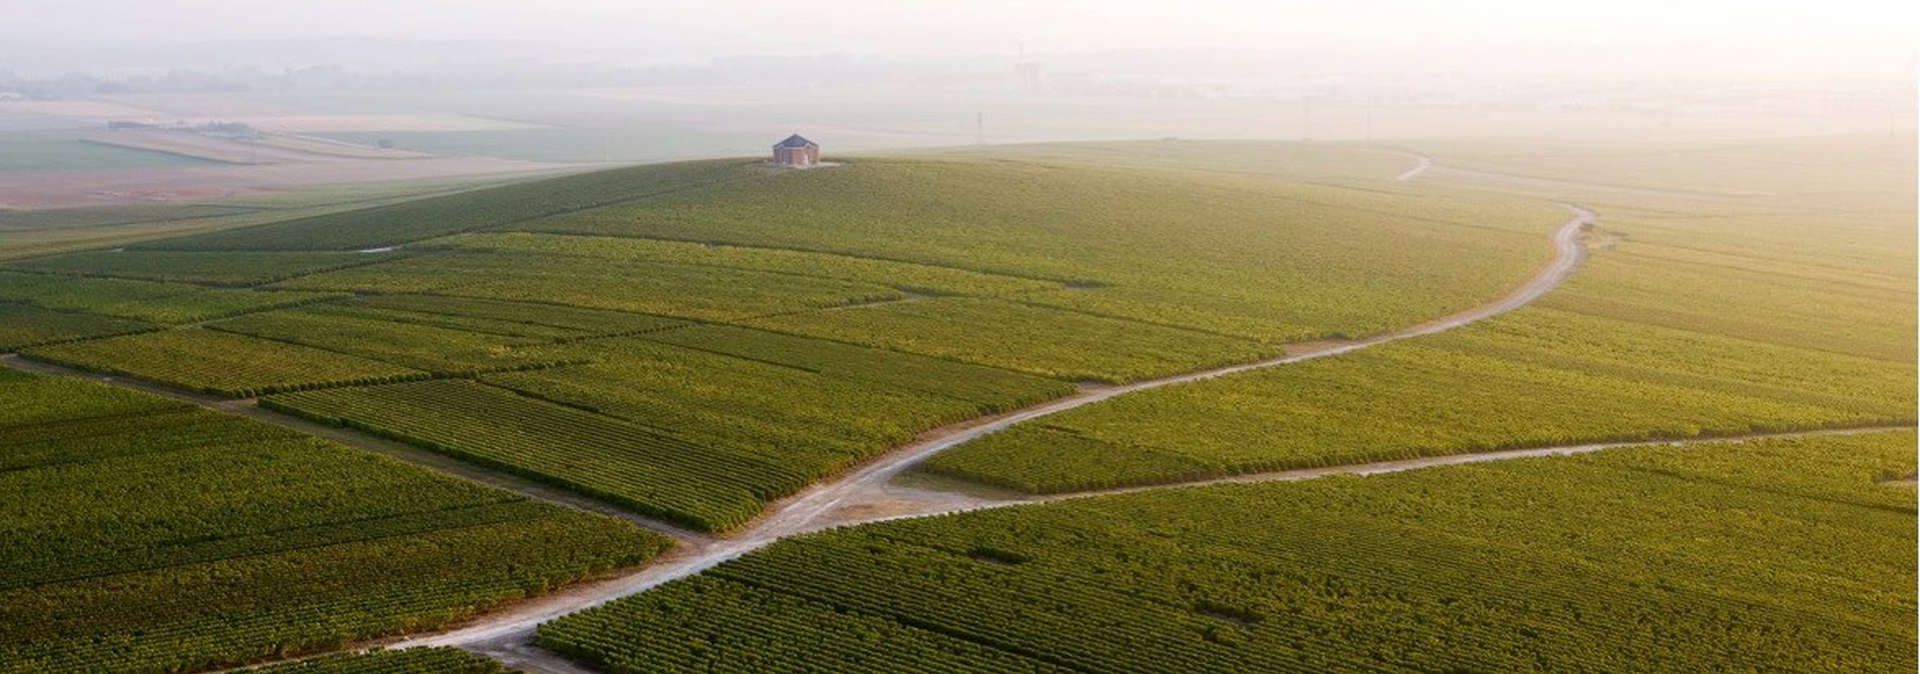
left=0, top=3, right=1913, bottom=674
left=3, top=0, right=1913, bottom=158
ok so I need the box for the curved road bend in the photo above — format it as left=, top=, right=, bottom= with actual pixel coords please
left=1394, top=153, right=1434, bottom=182
left=400, top=203, right=1595, bottom=670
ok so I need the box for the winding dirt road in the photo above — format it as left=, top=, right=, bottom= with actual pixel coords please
left=5, top=175, right=1603, bottom=673
left=387, top=202, right=1597, bottom=670
left=1394, top=153, right=1434, bottom=182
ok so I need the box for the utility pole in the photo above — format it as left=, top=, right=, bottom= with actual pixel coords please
left=976, top=112, right=985, bottom=146
left=1301, top=96, right=1313, bottom=142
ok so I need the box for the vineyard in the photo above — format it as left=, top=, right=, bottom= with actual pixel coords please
left=264, top=379, right=814, bottom=531
left=488, top=328, right=1071, bottom=482
left=926, top=139, right=1917, bottom=492
left=0, top=304, right=154, bottom=350
left=435, top=231, right=1059, bottom=297
left=0, top=271, right=339, bottom=323
left=7, top=146, right=1572, bottom=408
left=206, top=304, right=566, bottom=375
left=923, top=306, right=1916, bottom=492
left=746, top=297, right=1277, bottom=383
left=342, top=294, right=684, bottom=337
left=220, top=318, right=1070, bottom=531
left=0, top=137, right=1907, bottom=673
left=1, top=250, right=406, bottom=286
left=1540, top=232, right=1916, bottom=363
left=0, top=144, right=1595, bottom=546
left=23, top=328, right=429, bottom=397
left=519, top=158, right=1566, bottom=345
left=134, top=159, right=760, bottom=251
left=277, top=251, right=906, bottom=322
left=0, top=368, right=668, bottom=673
left=540, top=431, right=1918, bottom=673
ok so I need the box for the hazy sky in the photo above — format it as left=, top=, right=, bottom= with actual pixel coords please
left=4, top=0, right=1914, bottom=77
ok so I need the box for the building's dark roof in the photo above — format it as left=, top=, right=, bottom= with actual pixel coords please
left=773, top=134, right=818, bottom=149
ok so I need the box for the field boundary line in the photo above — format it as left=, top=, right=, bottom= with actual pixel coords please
left=995, top=424, right=1918, bottom=510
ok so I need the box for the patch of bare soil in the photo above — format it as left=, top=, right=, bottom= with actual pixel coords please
left=83, top=130, right=324, bottom=164
left=1876, top=471, right=1916, bottom=487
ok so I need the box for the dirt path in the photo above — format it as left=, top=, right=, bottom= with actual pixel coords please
left=1003, top=425, right=1915, bottom=507
left=1394, top=153, right=1433, bottom=182
left=433, top=419, right=1917, bottom=673
left=383, top=202, right=1596, bottom=668
left=781, top=425, right=1918, bottom=539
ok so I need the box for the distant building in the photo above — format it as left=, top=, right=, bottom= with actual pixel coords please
left=771, top=134, right=819, bottom=167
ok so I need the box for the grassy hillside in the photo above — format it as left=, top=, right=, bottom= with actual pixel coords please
left=2, top=142, right=1566, bottom=531
left=518, top=155, right=1564, bottom=344
left=541, top=431, right=1917, bottom=673
left=926, top=135, right=1916, bottom=492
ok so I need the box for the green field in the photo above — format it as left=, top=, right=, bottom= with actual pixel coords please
left=207, top=303, right=569, bottom=375
left=494, top=327, right=1071, bottom=476
left=927, top=135, right=1917, bottom=492
left=276, top=251, right=906, bottom=320
left=263, top=378, right=811, bottom=531
left=0, top=304, right=154, bottom=350
left=0, top=142, right=1578, bottom=538
left=0, top=368, right=667, bottom=673
left=540, top=431, right=1917, bottom=673
left=434, top=231, right=1058, bottom=296
left=255, top=320, right=1069, bottom=532
left=4, top=250, right=406, bottom=286
left=249, top=320, right=1067, bottom=531
left=23, top=328, right=429, bottom=397
left=340, top=294, right=685, bottom=338
left=34, top=144, right=1569, bottom=393
left=1, top=137, right=1907, bottom=674
left=924, top=307, right=1915, bottom=492
left=0, top=271, right=339, bottom=323
left=747, top=296, right=1275, bottom=383
left=517, top=157, right=1565, bottom=345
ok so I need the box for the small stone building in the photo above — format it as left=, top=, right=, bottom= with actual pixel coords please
left=771, top=134, right=819, bottom=167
